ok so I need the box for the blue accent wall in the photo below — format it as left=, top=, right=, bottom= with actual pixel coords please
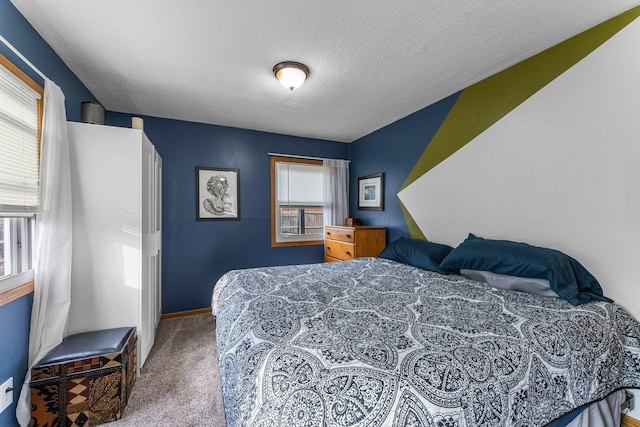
left=349, top=93, right=460, bottom=243
left=0, top=294, right=32, bottom=427
left=107, top=113, right=349, bottom=313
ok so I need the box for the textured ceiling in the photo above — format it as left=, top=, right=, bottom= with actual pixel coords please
left=10, top=1, right=640, bottom=142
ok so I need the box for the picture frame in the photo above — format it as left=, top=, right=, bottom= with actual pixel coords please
left=358, top=172, right=384, bottom=211
left=196, top=167, right=240, bottom=220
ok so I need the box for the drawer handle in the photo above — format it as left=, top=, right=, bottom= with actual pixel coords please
left=326, top=232, right=331, bottom=236
left=326, top=246, right=331, bottom=251
left=346, top=234, right=352, bottom=239
left=345, top=250, right=351, bottom=255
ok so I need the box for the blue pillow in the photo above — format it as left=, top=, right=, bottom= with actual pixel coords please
left=378, top=238, right=454, bottom=274
left=439, top=234, right=611, bottom=305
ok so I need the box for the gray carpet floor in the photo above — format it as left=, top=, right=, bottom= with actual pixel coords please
left=104, top=313, right=226, bottom=427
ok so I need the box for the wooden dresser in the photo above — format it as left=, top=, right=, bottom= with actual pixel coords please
left=324, top=225, right=386, bottom=262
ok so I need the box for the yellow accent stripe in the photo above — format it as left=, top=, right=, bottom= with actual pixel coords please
left=400, top=201, right=427, bottom=240
left=402, top=6, right=640, bottom=191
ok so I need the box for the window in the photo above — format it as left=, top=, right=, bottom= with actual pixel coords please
left=0, top=53, right=42, bottom=293
left=0, top=217, right=34, bottom=278
left=271, top=156, right=324, bottom=246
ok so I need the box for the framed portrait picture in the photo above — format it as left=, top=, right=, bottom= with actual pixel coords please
left=358, top=173, right=384, bottom=211
left=196, top=167, right=240, bottom=220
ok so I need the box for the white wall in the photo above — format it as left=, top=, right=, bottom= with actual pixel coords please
left=399, top=16, right=640, bottom=420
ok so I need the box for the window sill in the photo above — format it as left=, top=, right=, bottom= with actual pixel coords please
left=0, top=279, right=34, bottom=307
left=271, top=239, right=323, bottom=248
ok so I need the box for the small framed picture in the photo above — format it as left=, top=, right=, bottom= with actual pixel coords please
left=196, top=167, right=240, bottom=220
left=358, top=173, right=384, bottom=211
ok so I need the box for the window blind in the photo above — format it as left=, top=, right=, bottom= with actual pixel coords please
left=0, top=61, right=41, bottom=213
left=276, top=162, right=323, bottom=206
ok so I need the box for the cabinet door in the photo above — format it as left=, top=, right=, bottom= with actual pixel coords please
left=154, top=153, right=163, bottom=325
left=140, top=138, right=158, bottom=366
left=67, top=123, right=141, bottom=338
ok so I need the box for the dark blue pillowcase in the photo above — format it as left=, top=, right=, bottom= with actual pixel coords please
left=439, top=233, right=611, bottom=305
left=378, top=237, right=455, bottom=274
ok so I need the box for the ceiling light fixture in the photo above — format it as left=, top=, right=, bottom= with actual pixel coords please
left=273, top=61, right=309, bottom=91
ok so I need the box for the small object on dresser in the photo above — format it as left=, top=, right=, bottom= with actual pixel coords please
left=29, top=327, right=137, bottom=426
left=345, top=218, right=361, bottom=226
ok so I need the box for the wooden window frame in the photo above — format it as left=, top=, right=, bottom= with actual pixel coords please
left=0, top=52, right=43, bottom=304
left=0, top=280, right=34, bottom=307
left=270, top=156, right=324, bottom=247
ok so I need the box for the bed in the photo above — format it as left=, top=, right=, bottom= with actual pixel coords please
left=212, top=236, right=640, bottom=426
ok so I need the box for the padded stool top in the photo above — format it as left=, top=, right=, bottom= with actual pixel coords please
left=36, top=327, right=135, bottom=366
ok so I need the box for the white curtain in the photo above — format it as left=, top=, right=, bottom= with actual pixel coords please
left=323, top=159, right=349, bottom=226
left=17, top=79, right=72, bottom=427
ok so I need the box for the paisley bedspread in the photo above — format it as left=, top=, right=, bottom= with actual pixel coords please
left=212, top=257, right=640, bottom=427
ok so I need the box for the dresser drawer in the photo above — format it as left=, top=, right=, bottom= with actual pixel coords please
left=325, top=240, right=355, bottom=261
left=325, top=226, right=355, bottom=243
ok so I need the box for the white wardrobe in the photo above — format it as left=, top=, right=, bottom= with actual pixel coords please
left=66, top=122, right=162, bottom=370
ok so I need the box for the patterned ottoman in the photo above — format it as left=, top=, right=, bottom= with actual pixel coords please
left=29, top=327, right=137, bottom=426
